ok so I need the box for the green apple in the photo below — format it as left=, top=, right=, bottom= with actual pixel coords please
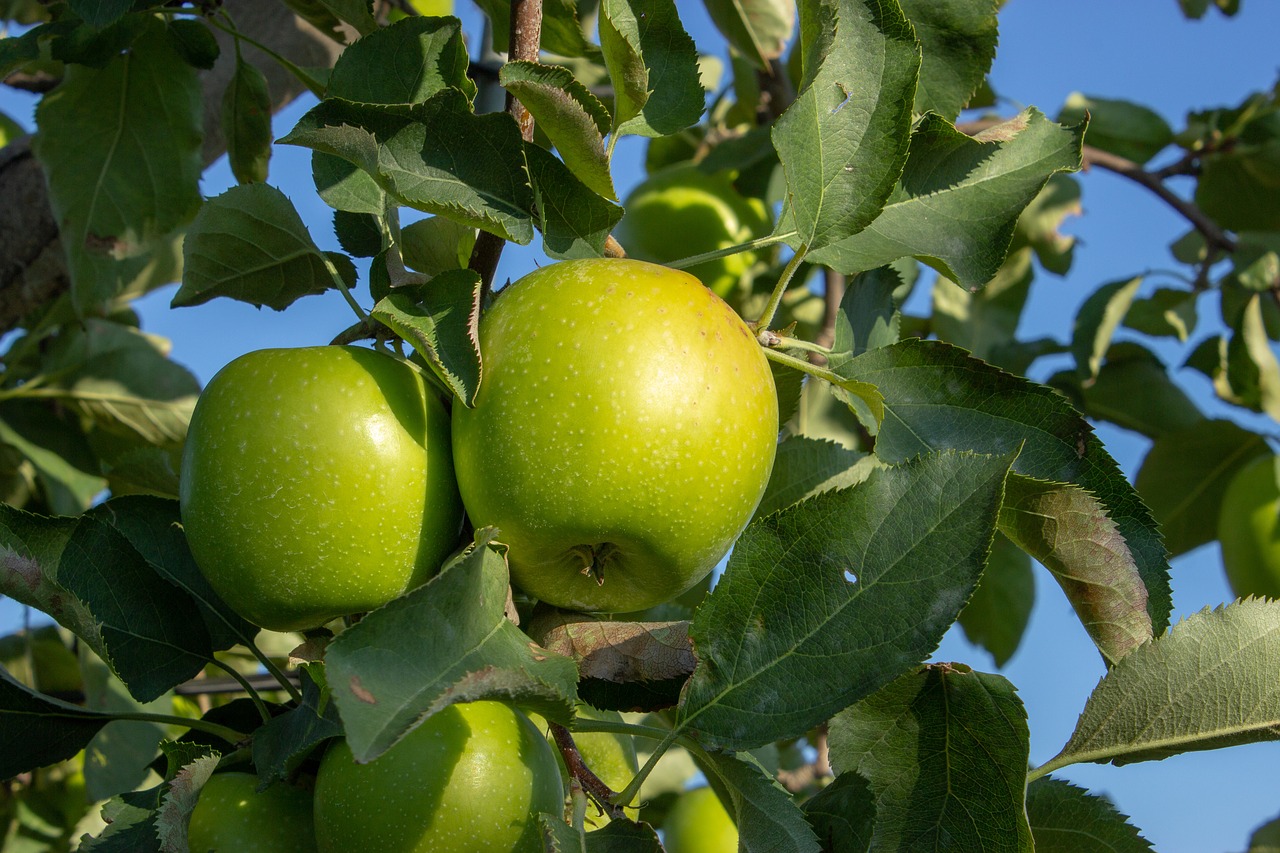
left=187, top=772, right=317, bottom=853
left=615, top=164, right=772, bottom=297
left=450, top=258, right=778, bottom=613
left=1217, top=453, right=1280, bottom=599
left=313, top=701, right=564, bottom=853
left=179, top=346, right=463, bottom=632
left=388, top=0, right=453, bottom=20
left=662, top=786, right=738, bottom=853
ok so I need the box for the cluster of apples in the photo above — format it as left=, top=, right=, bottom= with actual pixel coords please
left=177, top=257, right=777, bottom=850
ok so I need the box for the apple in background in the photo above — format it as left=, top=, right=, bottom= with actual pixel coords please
left=187, top=772, right=317, bottom=853
left=179, top=346, right=463, bottom=632
left=1217, top=453, right=1280, bottom=600
left=615, top=164, right=773, bottom=298
left=450, top=258, right=779, bottom=613
left=662, top=785, right=738, bottom=853
left=313, top=701, right=564, bottom=853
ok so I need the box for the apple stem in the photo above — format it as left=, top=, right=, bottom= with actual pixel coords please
left=549, top=722, right=630, bottom=822
left=753, top=246, right=809, bottom=335
left=615, top=727, right=680, bottom=810
left=113, top=711, right=247, bottom=746
left=666, top=231, right=796, bottom=273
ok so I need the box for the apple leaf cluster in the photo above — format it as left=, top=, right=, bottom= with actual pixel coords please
left=0, top=0, right=1279, bottom=851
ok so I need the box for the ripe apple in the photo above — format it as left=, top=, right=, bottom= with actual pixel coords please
left=187, top=772, right=317, bottom=853
left=615, top=165, right=773, bottom=297
left=1217, top=453, right=1280, bottom=599
left=450, top=258, right=779, bottom=613
left=312, top=700, right=564, bottom=853
left=179, top=346, right=463, bottom=632
left=662, top=785, right=738, bottom=853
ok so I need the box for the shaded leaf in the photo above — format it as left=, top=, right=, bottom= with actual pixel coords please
left=370, top=269, right=482, bottom=406
left=1049, top=343, right=1204, bottom=440
left=312, top=150, right=385, bottom=214
left=801, top=769, right=876, bottom=853
left=67, top=0, right=132, bottom=28
left=1043, top=599, right=1280, bottom=772
left=1026, top=777, right=1154, bottom=853
left=1135, top=419, right=1271, bottom=558
left=222, top=57, right=272, bottom=185
left=153, top=752, right=220, bottom=853
left=524, top=142, right=625, bottom=259
left=957, top=532, right=1034, bottom=668
left=1071, top=276, right=1142, bottom=381
left=932, top=248, right=1034, bottom=366
left=678, top=450, right=1013, bottom=750
left=174, top=183, right=332, bottom=310
left=281, top=92, right=535, bottom=244
left=401, top=216, right=477, bottom=275
left=1196, top=140, right=1280, bottom=232
left=809, top=110, right=1085, bottom=289
left=774, top=0, right=919, bottom=250
left=531, top=613, right=695, bottom=684
left=704, top=0, right=796, bottom=69
left=33, top=19, right=202, bottom=312
left=323, top=529, right=578, bottom=762
left=325, top=14, right=474, bottom=104
left=1012, top=173, right=1080, bottom=275
left=900, top=0, right=999, bottom=120
left=829, top=263, right=915, bottom=363
left=165, top=18, right=219, bottom=70
left=600, top=0, right=704, bottom=138
left=281, top=0, right=376, bottom=40
left=0, top=667, right=113, bottom=778
left=1058, top=93, right=1173, bottom=164
left=81, top=648, right=169, bottom=802
left=0, top=401, right=107, bottom=514
left=754, top=434, right=870, bottom=520
left=1000, top=474, right=1152, bottom=666
left=501, top=61, right=613, bottom=200
left=251, top=666, right=342, bottom=784
left=849, top=338, right=1173, bottom=635
left=828, top=664, right=1033, bottom=852
left=694, top=750, right=821, bottom=853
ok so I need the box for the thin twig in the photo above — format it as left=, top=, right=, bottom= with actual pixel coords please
left=468, top=0, right=543, bottom=295
left=548, top=722, right=631, bottom=822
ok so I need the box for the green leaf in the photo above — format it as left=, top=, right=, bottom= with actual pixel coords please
left=1050, top=343, right=1204, bottom=440
left=80, top=649, right=168, bottom=802
left=1136, top=419, right=1271, bottom=559
left=1026, top=777, right=1154, bottom=853
left=1071, top=276, right=1142, bottom=381
left=370, top=269, right=483, bottom=406
left=1058, top=93, right=1173, bottom=165
left=281, top=0, right=377, bottom=40
left=165, top=18, right=219, bottom=70
left=174, top=183, right=333, bottom=310
left=1000, top=474, right=1153, bottom=666
left=703, top=0, right=796, bottom=69
left=325, top=14, right=474, bottom=104
left=800, top=769, right=876, bottom=852
left=773, top=0, right=919, bottom=251
left=809, top=110, right=1085, bottom=289
left=829, top=263, right=914, bottom=363
left=312, top=150, right=385, bottom=214
left=678, top=450, right=1013, bottom=750
left=849, top=338, right=1174, bottom=636
left=280, top=92, right=535, bottom=244
left=323, top=529, right=579, bottom=763
left=401, top=216, right=477, bottom=274
left=222, top=57, right=272, bottom=185
left=251, top=666, right=342, bottom=784
left=1227, top=294, right=1280, bottom=420
left=500, top=61, right=614, bottom=200
left=828, top=664, right=1033, bottom=852
left=67, top=0, right=133, bottom=28
left=0, top=402, right=107, bottom=514
left=932, top=248, right=1034, bottom=365
left=900, top=0, right=999, bottom=120
left=524, top=142, right=625, bottom=259
left=599, top=0, right=704, bottom=138
left=1196, top=140, right=1280, bottom=232
left=957, top=533, right=1033, bottom=668
left=753, top=434, right=871, bottom=520
left=1248, top=814, right=1280, bottom=853
left=79, top=785, right=165, bottom=853
left=0, top=501, right=214, bottom=703
left=694, top=750, right=821, bottom=853
left=333, top=210, right=382, bottom=258
left=1041, top=598, right=1280, bottom=773
left=41, top=319, right=200, bottom=448
left=32, top=19, right=202, bottom=313
left=152, top=751, right=220, bottom=853
left=474, top=0, right=602, bottom=59
left=1123, top=287, right=1197, bottom=341
left=0, top=667, right=113, bottom=779
left=1012, top=173, right=1080, bottom=275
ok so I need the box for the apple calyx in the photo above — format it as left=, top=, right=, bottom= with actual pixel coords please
left=572, top=542, right=621, bottom=585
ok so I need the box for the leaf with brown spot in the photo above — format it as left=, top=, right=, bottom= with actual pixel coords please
left=532, top=612, right=696, bottom=684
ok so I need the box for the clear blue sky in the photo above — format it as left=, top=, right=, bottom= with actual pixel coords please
left=3, top=2, right=1280, bottom=850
